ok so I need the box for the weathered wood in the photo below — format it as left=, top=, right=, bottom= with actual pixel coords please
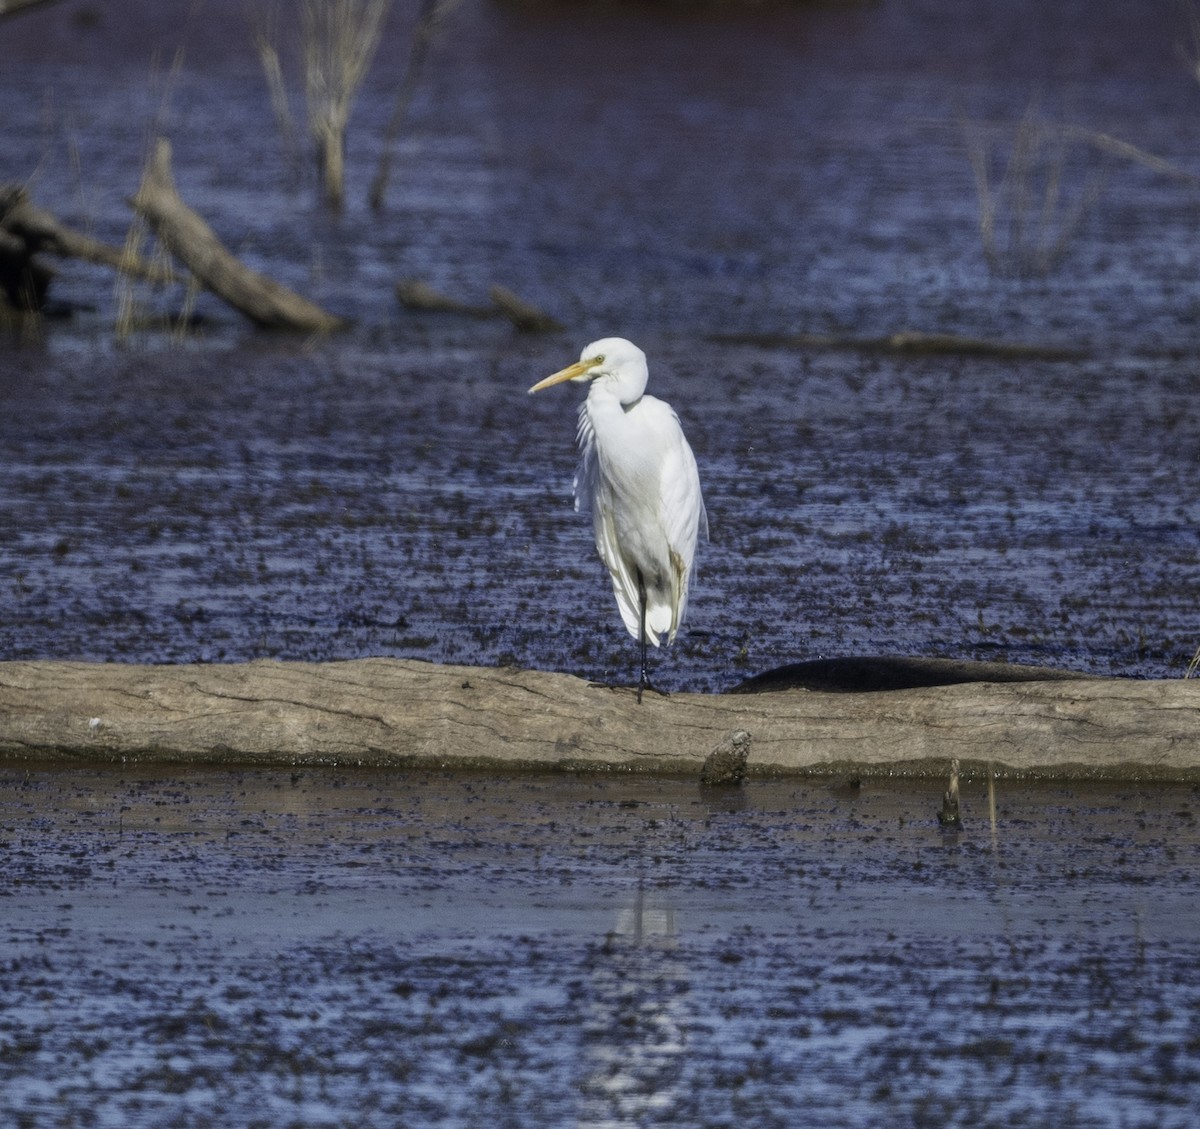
left=130, top=139, right=345, bottom=332
left=0, top=658, right=1197, bottom=779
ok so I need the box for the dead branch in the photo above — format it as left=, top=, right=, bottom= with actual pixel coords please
left=0, top=184, right=175, bottom=311
left=370, top=0, right=462, bottom=211
left=395, top=278, right=493, bottom=316
left=0, top=0, right=64, bottom=17
left=489, top=284, right=564, bottom=332
left=709, top=329, right=1085, bottom=361
left=130, top=138, right=345, bottom=332
left=396, top=277, right=565, bottom=332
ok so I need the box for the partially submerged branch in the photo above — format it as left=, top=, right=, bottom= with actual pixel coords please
left=396, top=277, right=565, bottom=332
left=130, top=139, right=344, bottom=332
left=0, top=0, right=64, bottom=17
left=0, top=183, right=174, bottom=311
left=301, top=0, right=392, bottom=210
left=370, top=0, right=462, bottom=210
left=710, top=328, right=1085, bottom=361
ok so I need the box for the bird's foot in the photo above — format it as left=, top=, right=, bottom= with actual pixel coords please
left=636, top=678, right=670, bottom=704
left=584, top=681, right=670, bottom=702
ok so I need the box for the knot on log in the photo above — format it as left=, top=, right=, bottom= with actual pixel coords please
left=937, top=757, right=962, bottom=827
left=700, top=728, right=752, bottom=786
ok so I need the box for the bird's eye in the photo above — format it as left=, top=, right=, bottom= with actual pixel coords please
left=594, top=354, right=605, bottom=364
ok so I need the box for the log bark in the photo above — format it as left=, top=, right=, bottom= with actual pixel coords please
left=130, top=139, right=345, bottom=332
left=1, top=658, right=1198, bottom=780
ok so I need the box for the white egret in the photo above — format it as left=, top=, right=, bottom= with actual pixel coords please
left=528, top=337, right=708, bottom=701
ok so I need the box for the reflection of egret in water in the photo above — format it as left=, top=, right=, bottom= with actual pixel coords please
left=576, top=875, right=689, bottom=1128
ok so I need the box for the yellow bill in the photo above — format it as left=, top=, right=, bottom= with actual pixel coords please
left=528, top=356, right=601, bottom=394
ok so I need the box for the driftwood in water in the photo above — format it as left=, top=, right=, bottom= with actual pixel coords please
left=489, top=285, right=565, bottom=332
left=395, top=278, right=494, bottom=317
left=396, top=278, right=564, bottom=332
left=130, top=139, right=344, bottom=332
left=1, top=657, right=1198, bottom=780
left=712, top=329, right=1085, bottom=361
left=0, top=184, right=174, bottom=311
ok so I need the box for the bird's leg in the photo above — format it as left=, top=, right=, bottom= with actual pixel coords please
left=637, top=571, right=648, bottom=704
left=633, top=573, right=669, bottom=703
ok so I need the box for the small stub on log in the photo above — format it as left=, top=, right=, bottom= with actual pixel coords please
left=700, top=729, right=752, bottom=786
left=937, top=757, right=962, bottom=827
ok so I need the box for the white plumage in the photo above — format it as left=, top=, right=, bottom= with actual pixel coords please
left=529, top=337, right=707, bottom=698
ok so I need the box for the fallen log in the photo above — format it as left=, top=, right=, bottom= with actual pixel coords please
left=1, top=658, right=1197, bottom=780
left=130, top=139, right=345, bottom=333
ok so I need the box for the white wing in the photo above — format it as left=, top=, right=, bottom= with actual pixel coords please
left=574, top=402, right=645, bottom=641
left=654, top=401, right=707, bottom=641
left=574, top=396, right=706, bottom=647
left=573, top=400, right=599, bottom=519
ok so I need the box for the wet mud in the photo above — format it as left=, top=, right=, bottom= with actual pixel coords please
left=2, top=766, right=1198, bottom=1127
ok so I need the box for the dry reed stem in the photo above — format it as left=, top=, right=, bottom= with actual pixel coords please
left=369, top=0, right=462, bottom=211
left=961, top=103, right=1110, bottom=278
left=251, top=5, right=303, bottom=174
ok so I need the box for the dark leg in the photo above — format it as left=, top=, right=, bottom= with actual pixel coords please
left=637, top=571, right=648, bottom=704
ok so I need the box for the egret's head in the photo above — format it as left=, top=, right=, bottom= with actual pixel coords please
left=528, top=337, right=648, bottom=405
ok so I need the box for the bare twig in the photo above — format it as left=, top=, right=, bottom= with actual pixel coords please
left=369, top=0, right=462, bottom=211
left=959, top=103, right=1111, bottom=278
